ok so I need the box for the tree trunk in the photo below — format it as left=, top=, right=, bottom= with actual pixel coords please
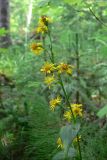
left=0, top=0, right=11, bottom=48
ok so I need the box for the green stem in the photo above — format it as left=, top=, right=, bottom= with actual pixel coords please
left=77, top=134, right=82, bottom=160
left=58, top=75, right=76, bottom=122
left=84, top=1, right=107, bottom=27
left=75, top=33, right=82, bottom=160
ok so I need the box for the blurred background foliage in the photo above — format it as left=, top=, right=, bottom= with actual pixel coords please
left=0, top=0, right=107, bottom=159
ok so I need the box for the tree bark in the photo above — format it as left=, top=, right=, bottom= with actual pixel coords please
left=0, top=0, right=11, bottom=48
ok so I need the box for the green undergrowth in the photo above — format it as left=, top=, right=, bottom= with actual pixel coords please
left=25, top=95, right=60, bottom=160
left=81, top=122, right=107, bottom=160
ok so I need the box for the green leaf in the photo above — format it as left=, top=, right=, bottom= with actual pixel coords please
left=97, top=105, right=107, bottom=118
left=68, top=147, right=76, bottom=158
left=60, top=123, right=80, bottom=154
left=52, top=148, right=76, bottom=160
left=52, top=151, right=64, bottom=160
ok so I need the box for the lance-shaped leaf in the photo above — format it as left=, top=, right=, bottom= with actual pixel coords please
left=60, top=123, right=80, bottom=154
left=97, top=105, right=107, bottom=118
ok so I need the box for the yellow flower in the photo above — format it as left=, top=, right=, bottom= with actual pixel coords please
left=71, top=104, right=82, bottom=108
left=30, top=42, right=43, bottom=55
left=57, top=137, right=64, bottom=149
left=38, top=16, right=52, bottom=26
left=41, top=62, right=55, bottom=74
left=63, top=110, right=72, bottom=122
left=36, top=24, right=48, bottom=34
left=71, top=103, right=83, bottom=117
left=44, top=75, right=55, bottom=87
left=73, top=135, right=81, bottom=143
left=57, top=63, right=73, bottom=75
left=49, top=96, right=61, bottom=111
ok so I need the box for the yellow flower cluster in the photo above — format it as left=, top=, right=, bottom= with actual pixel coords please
left=30, top=42, right=43, bottom=55
left=71, top=103, right=83, bottom=117
left=40, top=62, right=73, bottom=87
left=64, top=103, right=83, bottom=121
left=41, top=62, right=55, bottom=74
left=36, top=25, right=48, bottom=34
left=44, top=75, right=55, bottom=87
left=36, top=16, right=52, bottom=34
left=30, top=16, right=52, bottom=55
left=39, top=16, right=52, bottom=26
left=41, top=62, right=73, bottom=74
left=40, top=62, right=56, bottom=87
left=73, top=135, right=81, bottom=143
left=57, top=135, right=81, bottom=149
left=57, top=63, right=73, bottom=75
left=49, top=96, right=61, bottom=111
left=57, top=137, right=64, bottom=149
left=63, top=110, right=72, bottom=122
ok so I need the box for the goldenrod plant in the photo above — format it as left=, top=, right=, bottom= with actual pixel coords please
left=30, top=16, right=83, bottom=160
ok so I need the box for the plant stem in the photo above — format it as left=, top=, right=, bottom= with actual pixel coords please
left=75, top=33, right=82, bottom=160
left=59, top=75, right=75, bottom=122
left=77, top=134, right=82, bottom=160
